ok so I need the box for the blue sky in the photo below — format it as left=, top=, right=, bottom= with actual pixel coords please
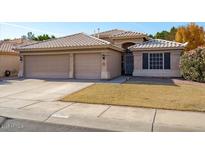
left=1, top=22, right=205, bottom=40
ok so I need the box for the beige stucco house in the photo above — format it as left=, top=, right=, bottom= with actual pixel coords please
left=15, top=29, right=186, bottom=79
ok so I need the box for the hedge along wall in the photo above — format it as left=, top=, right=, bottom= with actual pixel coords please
left=180, top=47, right=205, bottom=82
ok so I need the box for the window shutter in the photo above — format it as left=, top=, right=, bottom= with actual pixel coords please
left=142, top=53, right=148, bottom=69
left=164, top=53, right=170, bottom=69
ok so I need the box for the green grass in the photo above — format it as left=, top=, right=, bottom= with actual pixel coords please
left=62, top=82, right=205, bottom=112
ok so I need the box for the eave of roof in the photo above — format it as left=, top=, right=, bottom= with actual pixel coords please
left=17, top=44, right=123, bottom=52
left=0, top=52, right=19, bottom=55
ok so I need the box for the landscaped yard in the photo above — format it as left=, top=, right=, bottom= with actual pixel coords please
left=62, top=79, right=205, bottom=112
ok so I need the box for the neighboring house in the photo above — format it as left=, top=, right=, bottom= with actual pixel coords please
left=0, top=39, right=37, bottom=77
left=0, top=41, right=19, bottom=77
left=15, top=29, right=186, bottom=79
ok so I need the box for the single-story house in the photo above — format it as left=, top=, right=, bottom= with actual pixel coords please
left=0, top=41, right=20, bottom=77
left=0, top=39, right=37, bottom=77
left=15, top=29, right=186, bottom=79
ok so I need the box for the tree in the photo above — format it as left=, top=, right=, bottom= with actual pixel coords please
left=175, top=23, right=205, bottom=51
left=154, top=30, right=170, bottom=40
left=27, top=32, right=35, bottom=40
left=168, top=27, right=177, bottom=41
left=33, top=34, right=56, bottom=41
left=153, top=26, right=177, bottom=41
left=3, top=38, right=10, bottom=41
left=21, top=32, right=56, bottom=41
left=148, top=34, right=154, bottom=39
left=21, top=32, right=35, bottom=40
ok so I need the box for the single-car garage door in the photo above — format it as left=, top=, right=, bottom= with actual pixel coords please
left=75, top=53, right=101, bottom=79
left=24, top=55, right=69, bottom=78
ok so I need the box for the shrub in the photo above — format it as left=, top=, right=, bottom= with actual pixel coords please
left=180, top=48, right=205, bottom=82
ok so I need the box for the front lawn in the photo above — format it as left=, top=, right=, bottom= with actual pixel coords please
left=62, top=80, right=205, bottom=112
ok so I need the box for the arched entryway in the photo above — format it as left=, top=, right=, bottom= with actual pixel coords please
left=121, top=42, right=135, bottom=75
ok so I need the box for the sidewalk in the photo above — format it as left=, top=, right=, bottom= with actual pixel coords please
left=0, top=100, right=205, bottom=131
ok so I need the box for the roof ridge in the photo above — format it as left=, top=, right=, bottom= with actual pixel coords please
left=18, top=32, right=86, bottom=48
left=98, top=29, right=124, bottom=34
left=111, top=30, right=147, bottom=36
left=86, top=33, right=111, bottom=44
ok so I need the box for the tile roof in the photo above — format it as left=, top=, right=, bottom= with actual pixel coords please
left=17, top=33, right=113, bottom=50
left=93, top=29, right=147, bottom=39
left=0, top=39, right=37, bottom=54
left=129, top=39, right=186, bottom=50
left=110, top=31, right=147, bottom=38
left=0, top=42, right=16, bottom=53
left=96, top=29, right=125, bottom=38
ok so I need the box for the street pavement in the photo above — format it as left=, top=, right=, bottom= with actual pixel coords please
left=0, top=116, right=110, bottom=132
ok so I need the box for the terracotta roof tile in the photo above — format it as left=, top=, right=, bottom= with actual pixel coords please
left=0, top=39, right=37, bottom=53
left=0, top=42, right=16, bottom=53
left=94, top=29, right=147, bottom=39
left=129, top=39, right=186, bottom=50
left=110, top=31, right=147, bottom=38
left=96, top=29, right=125, bottom=38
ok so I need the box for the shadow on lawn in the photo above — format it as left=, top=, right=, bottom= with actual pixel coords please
left=125, top=77, right=179, bottom=86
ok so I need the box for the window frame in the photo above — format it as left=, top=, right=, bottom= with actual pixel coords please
left=142, top=52, right=171, bottom=70
left=148, top=53, right=164, bottom=70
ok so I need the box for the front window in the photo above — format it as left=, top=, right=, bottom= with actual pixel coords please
left=142, top=52, right=171, bottom=70
left=149, top=53, right=163, bottom=69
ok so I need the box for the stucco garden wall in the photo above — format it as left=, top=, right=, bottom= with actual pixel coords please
left=0, top=54, right=19, bottom=77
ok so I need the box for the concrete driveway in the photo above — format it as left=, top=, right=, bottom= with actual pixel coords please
left=0, top=79, right=93, bottom=103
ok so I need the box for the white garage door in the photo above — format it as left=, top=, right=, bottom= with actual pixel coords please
left=24, top=55, right=69, bottom=78
left=75, top=53, right=101, bottom=79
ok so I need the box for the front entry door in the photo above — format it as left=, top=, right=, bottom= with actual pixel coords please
left=124, top=50, right=134, bottom=75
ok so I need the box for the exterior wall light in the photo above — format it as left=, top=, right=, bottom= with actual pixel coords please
left=102, top=54, right=105, bottom=60
left=20, top=56, right=23, bottom=62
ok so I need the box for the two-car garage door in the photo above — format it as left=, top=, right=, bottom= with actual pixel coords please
left=24, top=53, right=102, bottom=79
left=74, top=53, right=101, bottom=79
left=24, top=55, right=70, bottom=78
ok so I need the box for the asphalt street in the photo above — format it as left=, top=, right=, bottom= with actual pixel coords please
left=0, top=116, right=110, bottom=132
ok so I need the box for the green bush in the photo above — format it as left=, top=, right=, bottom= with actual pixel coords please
left=180, top=48, right=205, bottom=82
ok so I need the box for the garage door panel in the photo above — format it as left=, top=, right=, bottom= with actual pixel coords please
left=75, top=53, right=101, bottom=79
left=25, top=55, right=69, bottom=78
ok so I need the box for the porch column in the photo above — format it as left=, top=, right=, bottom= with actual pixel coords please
left=69, top=53, right=74, bottom=78
left=18, top=55, right=24, bottom=78
left=171, top=51, right=181, bottom=77
left=132, top=52, right=142, bottom=76
left=171, top=51, right=180, bottom=70
left=101, top=52, right=110, bottom=79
